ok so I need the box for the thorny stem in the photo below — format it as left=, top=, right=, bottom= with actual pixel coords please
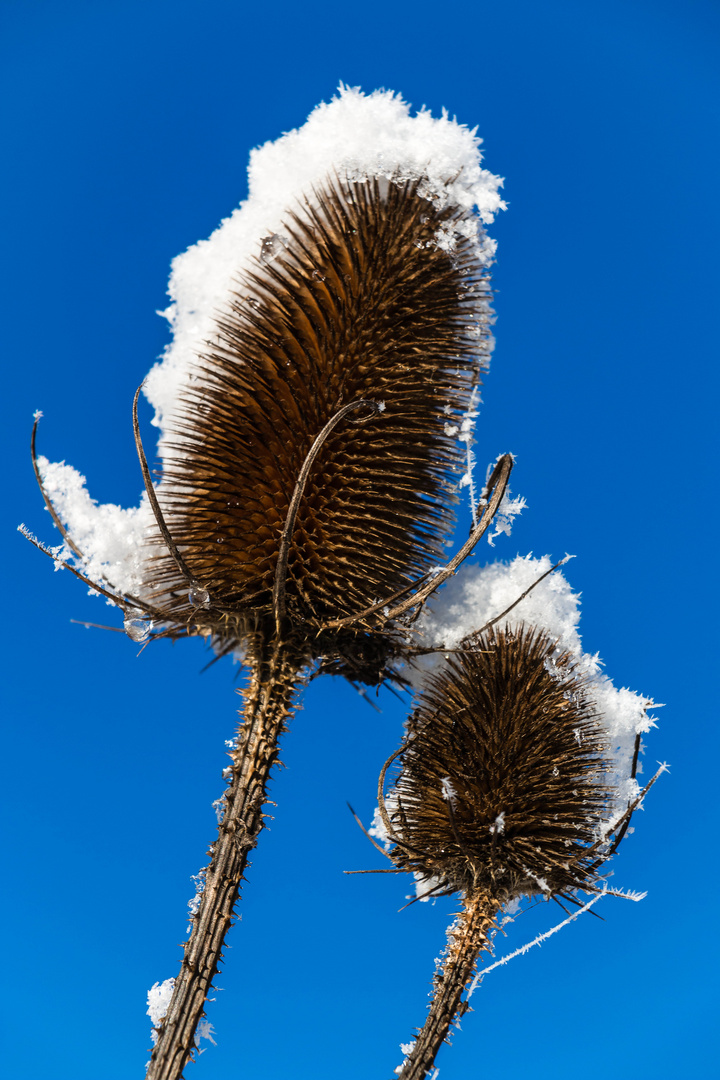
left=145, top=639, right=302, bottom=1080
left=396, top=893, right=497, bottom=1080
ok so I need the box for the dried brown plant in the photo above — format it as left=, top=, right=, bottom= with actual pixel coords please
left=27, top=173, right=510, bottom=1079
left=377, top=625, right=660, bottom=1080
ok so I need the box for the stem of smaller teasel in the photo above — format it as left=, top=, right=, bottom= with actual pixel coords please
left=396, top=893, right=498, bottom=1080
left=145, top=638, right=303, bottom=1080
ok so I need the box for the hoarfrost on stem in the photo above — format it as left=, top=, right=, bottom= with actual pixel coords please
left=186, top=867, right=207, bottom=933
left=147, top=978, right=175, bottom=1045
left=194, top=1017, right=217, bottom=1051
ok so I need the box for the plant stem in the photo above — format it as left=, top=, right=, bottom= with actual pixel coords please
left=145, top=637, right=302, bottom=1080
left=397, top=893, right=496, bottom=1080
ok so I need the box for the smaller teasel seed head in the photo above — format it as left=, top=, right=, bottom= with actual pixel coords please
left=381, top=624, right=614, bottom=903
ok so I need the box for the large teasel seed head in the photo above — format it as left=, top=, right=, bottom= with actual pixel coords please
left=382, top=624, right=613, bottom=901
left=152, top=175, right=492, bottom=665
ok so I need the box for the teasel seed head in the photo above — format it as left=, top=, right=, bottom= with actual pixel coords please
left=381, top=624, right=614, bottom=902
left=151, top=174, right=493, bottom=670
left=28, top=91, right=505, bottom=678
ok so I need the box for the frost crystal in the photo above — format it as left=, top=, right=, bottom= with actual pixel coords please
left=486, top=489, right=527, bottom=546
left=440, top=777, right=458, bottom=806
left=195, top=1017, right=217, bottom=1051
left=395, top=1041, right=418, bottom=1075
left=186, top=867, right=207, bottom=933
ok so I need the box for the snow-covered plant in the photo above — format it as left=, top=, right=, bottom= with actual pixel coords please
left=22, top=87, right=509, bottom=1079
left=371, top=559, right=661, bottom=1080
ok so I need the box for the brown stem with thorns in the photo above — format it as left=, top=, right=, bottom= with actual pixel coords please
left=145, top=639, right=303, bottom=1080
left=397, top=893, right=497, bottom=1080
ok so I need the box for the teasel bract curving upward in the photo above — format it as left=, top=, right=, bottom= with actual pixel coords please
left=24, top=88, right=508, bottom=1078
left=373, top=559, right=661, bottom=1080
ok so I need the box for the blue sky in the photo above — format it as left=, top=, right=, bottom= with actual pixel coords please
left=2, top=1, right=718, bottom=1077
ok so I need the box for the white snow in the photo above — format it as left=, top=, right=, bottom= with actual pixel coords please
left=394, top=1041, right=419, bottom=1076
left=147, top=84, right=503, bottom=452
left=412, top=871, right=446, bottom=902
left=32, top=85, right=504, bottom=609
left=368, top=803, right=443, bottom=901
left=147, top=976, right=217, bottom=1053
left=413, top=555, right=658, bottom=827
left=36, top=456, right=154, bottom=600
left=147, top=978, right=175, bottom=1044
left=368, top=799, right=399, bottom=856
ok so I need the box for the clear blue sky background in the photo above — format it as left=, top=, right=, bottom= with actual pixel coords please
left=2, top=2, right=718, bottom=1078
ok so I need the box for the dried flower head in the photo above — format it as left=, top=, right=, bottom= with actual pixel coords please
left=151, top=174, right=491, bottom=665
left=26, top=88, right=507, bottom=680
left=381, top=624, right=615, bottom=901
left=376, top=585, right=661, bottom=1080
